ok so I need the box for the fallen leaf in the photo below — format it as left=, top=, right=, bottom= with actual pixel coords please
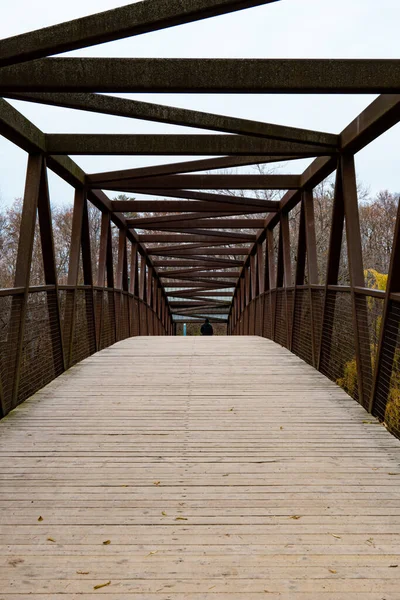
left=47, top=537, right=56, bottom=543
left=363, top=420, right=375, bottom=424
left=77, top=571, right=89, bottom=575
left=146, top=550, right=158, bottom=557
left=229, top=408, right=234, bottom=412
left=209, top=585, right=216, bottom=589
left=388, top=473, right=400, bottom=476
left=37, top=516, right=43, bottom=522
left=329, top=569, right=337, bottom=574
left=102, top=540, right=111, bottom=545
left=175, top=517, right=188, bottom=521
left=93, top=581, right=111, bottom=590
left=120, top=485, right=128, bottom=487
left=162, top=511, right=167, bottom=516
left=153, top=481, right=161, bottom=486
left=290, top=515, right=301, bottom=520
left=280, top=426, right=283, bottom=430
left=222, top=474, right=229, bottom=477
left=389, top=564, right=399, bottom=568
left=331, top=534, right=341, bottom=539
left=366, top=538, right=374, bottom=545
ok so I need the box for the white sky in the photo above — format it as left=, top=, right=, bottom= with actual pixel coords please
left=0, top=0, right=399, bottom=207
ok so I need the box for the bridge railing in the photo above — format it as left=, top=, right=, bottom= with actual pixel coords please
left=0, top=151, right=174, bottom=420
left=228, top=166, right=400, bottom=440
left=0, top=284, right=170, bottom=418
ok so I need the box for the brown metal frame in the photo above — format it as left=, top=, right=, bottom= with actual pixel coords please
left=0, top=0, right=400, bottom=432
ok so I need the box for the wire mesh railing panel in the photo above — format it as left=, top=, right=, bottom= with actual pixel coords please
left=274, top=289, right=288, bottom=348
left=114, top=291, right=121, bottom=341
left=100, top=291, right=116, bottom=350
left=286, top=289, right=294, bottom=346
left=94, top=289, right=102, bottom=349
left=139, top=302, right=148, bottom=335
left=255, top=296, right=263, bottom=336
left=70, top=288, right=96, bottom=366
left=263, top=292, right=272, bottom=339
left=249, top=300, right=255, bottom=335
left=319, top=290, right=359, bottom=402
left=59, top=288, right=74, bottom=365
left=373, top=300, right=400, bottom=439
left=132, top=299, right=140, bottom=336
left=18, top=291, right=64, bottom=405
left=354, top=293, right=385, bottom=409
left=311, top=288, right=324, bottom=362
left=0, top=294, right=22, bottom=414
left=291, top=288, right=313, bottom=366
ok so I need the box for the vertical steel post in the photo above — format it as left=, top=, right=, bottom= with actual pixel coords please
left=10, top=154, right=43, bottom=410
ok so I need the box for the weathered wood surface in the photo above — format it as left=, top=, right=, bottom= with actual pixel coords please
left=0, top=335, right=399, bottom=599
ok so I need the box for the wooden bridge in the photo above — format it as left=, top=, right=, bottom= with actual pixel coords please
left=1, top=336, right=400, bottom=598
left=1, top=0, right=400, bottom=597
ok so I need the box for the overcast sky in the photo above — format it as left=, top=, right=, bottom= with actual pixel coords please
left=0, top=0, right=399, bottom=207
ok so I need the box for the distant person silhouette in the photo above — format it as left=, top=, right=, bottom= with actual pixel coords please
left=200, top=318, right=214, bottom=336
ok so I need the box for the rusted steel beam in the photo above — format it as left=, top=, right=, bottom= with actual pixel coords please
left=129, top=212, right=247, bottom=227
left=8, top=154, right=43, bottom=411
left=2, top=58, right=400, bottom=93
left=153, top=257, right=244, bottom=266
left=80, top=194, right=98, bottom=352
left=97, top=174, right=302, bottom=190
left=168, top=289, right=232, bottom=298
left=111, top=200, right=278, bottom=213
left=257, top=242, right=265, bottom=295
left=130, top=188, right=276, bottom=208
left=130, top=218, right=265, bottom=229
left=340, top=94, right=400, bottom=153
left=141, top=228, right=255, bottom=241
left=148, top=243, right=244, bottom=253
left=89, top=156, right=300, bottom=184
left=129, top=243, right=139, bottom=296
left=341, top=154, right=373, bottom=409
left=161, top=273, right=239, bottom=279
left=0, top=0, right=279, bottom=67
left=64, top=188, right=86, bottom=366
left=116, top=229, right=128, bottom=290
left=149, top=249, right=248, bottom=256
left=160, top=268, right=240, bottom=276
left=37, top=159, right=66, bottom=371
left=165, top=282, right=233, bottom=288
left=96, top=213, right=110, bottom=346
left=370, top=189, right=400, bottom=414
left=9, top=92, right=337, bottom=148
left=44, top=134, right=327, bottom=156
left=169, top=291, right=234, bottom=298
left=139, top=255, right=147, bottom=302
left=318, top=165, right=345, bottom=371
left=303, top=189, right=319, bottom=366
left=139, top=233, right=255, bottom=243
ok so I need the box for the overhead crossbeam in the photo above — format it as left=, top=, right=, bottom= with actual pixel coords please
left=111, top=199, right=278, bottom=212
left=7, top=92, right=338, bottom=148
left=1, top=58, right=399, bottom=93
left=130, top=218, right=265, bottom=229
left=0, top=0, right=279, bottom=67
left=89, top=156, right=302, bottom=183
left=44, top=134, right=328, bottom=156
left=149, top=248, right=248, bottom=255
left=97, top=174, right=301, bottom=190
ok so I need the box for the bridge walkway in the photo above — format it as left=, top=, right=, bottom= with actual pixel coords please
left=0, top=336, right=400, bottom=599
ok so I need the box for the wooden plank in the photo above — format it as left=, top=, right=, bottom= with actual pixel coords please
left=0, top=336, right=399, bottom=598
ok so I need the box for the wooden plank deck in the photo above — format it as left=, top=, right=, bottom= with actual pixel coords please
left=0, top=335, right=400, bottom=599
